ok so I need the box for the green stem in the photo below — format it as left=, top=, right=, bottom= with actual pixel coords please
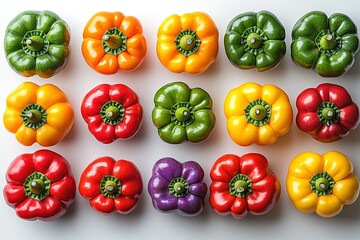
left=175, top=107, right=191, bottom=122
left=102, top=27, right=127, bottom=55
left=315, top=29, right=341, bottom=56
left=244, top=99, right=271, bottom=126
left=20, top=104, right=47, bottom=130
left=168, top=177, right=189, bottom=197
left=100, top=101, right=125, bottom=125
left=241, top=26, right=267, bottom=55
left=309, top=172, right=335, bottom=196
left=317, top=102, right=340, bottom=126
left=21, top=30, right=49, bottom=57
left=229, top=174, right=252, bottom=198
left=180, top=34, right=196, bottom=51
left=170, top=102, right=195, bottom=127
left=174, top=29, right=201, bottom=57
left=100, top=176, right=121, bottom=198
left=320, top=34, right=337, bottom=50
left=29, top=179, right=45, bottom=195
left=247, top=33, right=263, bottom=49
left=23, top=172, right=51, bottom=201
left=103, top=34, right=122, bottom=50
left=26, top=36, right=45, bottom=52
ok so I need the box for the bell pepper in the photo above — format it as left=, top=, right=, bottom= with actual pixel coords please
left=3, top=82, right=74, bottom=146
left=4, top=10, right=70, bottom=78
left=296, top=83, right=359, bottom=142
left=156, top=12, right=218, bottom=74
left=291, top=11, right=359, bottom=77
left=78, top=156, right=143, bottom=214
left=224, top=82, right=293, bottom=146
left=81, top=84, right=143, bottom=144
left=224, top=10, right=286, bottom=72
left=82, top=11, right=147, bottom=74
left=3, top=150, right=76, bottom=221
left=210, top=153, right=280, bottom=219
left=152, top=82, right=216, bottom=144
left=286, top=151, right=359, bottom=218
left=148, top=157, right=207, bottom=217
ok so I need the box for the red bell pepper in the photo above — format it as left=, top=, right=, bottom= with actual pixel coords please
left=3, top=150, right=76, bottom=221
left=81, top=84, right=143, bottom=144
left=296, top=83, right=359, bottom=142
left=209, top=153, right=280, bottom=219
left=78, top=156, right=143, bottom=214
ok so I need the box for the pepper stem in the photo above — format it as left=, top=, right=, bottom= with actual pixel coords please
left=26, top=36, right=45, bottom=52
left=249, top=105, right=267, bottom=121
left=100, top=176, right=121, bottom=198
left=317, top=102, right=340, bottom=126
left=168, top=177, right=189, bottom=197
left=174, top=29, right=201, bottom=57
left=29, top=179, right=45, bottom=195
left=244, top=99, right=271, bottom=126
left=241, top=26, right=267, bottom=55
left=320, top=34, right=337, bottom=50
left=23, top=172, right=51, bottom=201
left=315, top=29, right=341, bottom=56
left=310, top=172, right=335, bottom=196
left=175, top=107, right=191, bottom=122
left=20, top=104, right=47, bottom=130
left=170, top=102, right=195, bottom=127
left=21, top=30, right=49, bottom=57
left=229, top=174, right=252, bottom=198
left=100, top=101, right=125, bottom=125
left=103, top=34, right=123, bottom=50
left=105, top=105, right=120, bottom=121
left=102, top=27, right=127, bottom=55
left=247, top=33, right=262, bottom=49
left=24, top=109, right=43, bottom=124
left=180, top=34, right=196, bottom=51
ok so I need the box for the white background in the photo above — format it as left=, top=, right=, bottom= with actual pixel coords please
left=1, top=0, right=360, bottom=239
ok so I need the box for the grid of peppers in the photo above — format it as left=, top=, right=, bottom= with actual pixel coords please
left=2, top=9, right=360, bottom=221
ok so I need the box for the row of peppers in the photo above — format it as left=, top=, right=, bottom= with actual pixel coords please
left=4, top=149, right=359, bottom=221
left=3, top=10, right=359, bottom=78
left=3, top=81, right=359, bottom=146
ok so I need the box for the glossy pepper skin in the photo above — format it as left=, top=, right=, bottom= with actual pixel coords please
left=82, top=11, right=147, bottom=74
left=286, top=151, right=359, bottom=218
left=224, top=82, right=292, bottom=146
left=152, top=82, right=216, bottom=144
left=156, top=12, right=218, bottom=74
left=291, top=11, right=359, bottom=77
left=296, top=83, right=359, bottom=143
left=79, top=156, right=143, bottom=214
left=81, top=84, right=143, bottom=144
left=210, top=153, right=280, bottom=219
left=224, top=11, right=286, bottom=72
left=3, top=150, right=76, bottom=221
left=3, top=82, right=74, bottom=146
left=4, top=10, right=70, bottom=78
left=148, top=157, right=207, bottom=217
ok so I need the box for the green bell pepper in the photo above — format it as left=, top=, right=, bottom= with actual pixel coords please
left=4, top=10, right=70, bottom=78
left=224, top=10, right=286, bottom=72
left=291, top=11, right=359, bottom=77
left=152, top=82, right=216, bottom=144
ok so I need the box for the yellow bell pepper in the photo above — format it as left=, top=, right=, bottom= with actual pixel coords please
left=286, top=151, right=359, bottom=218
left=156, top=12, right=218, bottom=74
left=224, top=82, right=292, bottom=146
left=3, top=82, right=74, bottom=146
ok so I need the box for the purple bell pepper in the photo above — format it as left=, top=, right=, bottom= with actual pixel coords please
left=148, top=157, right=207, bottom=216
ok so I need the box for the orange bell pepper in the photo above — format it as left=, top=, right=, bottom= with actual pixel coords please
left=156, top=12, right=219, bottom=74
left=82, top=12, right=147, bottom=74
